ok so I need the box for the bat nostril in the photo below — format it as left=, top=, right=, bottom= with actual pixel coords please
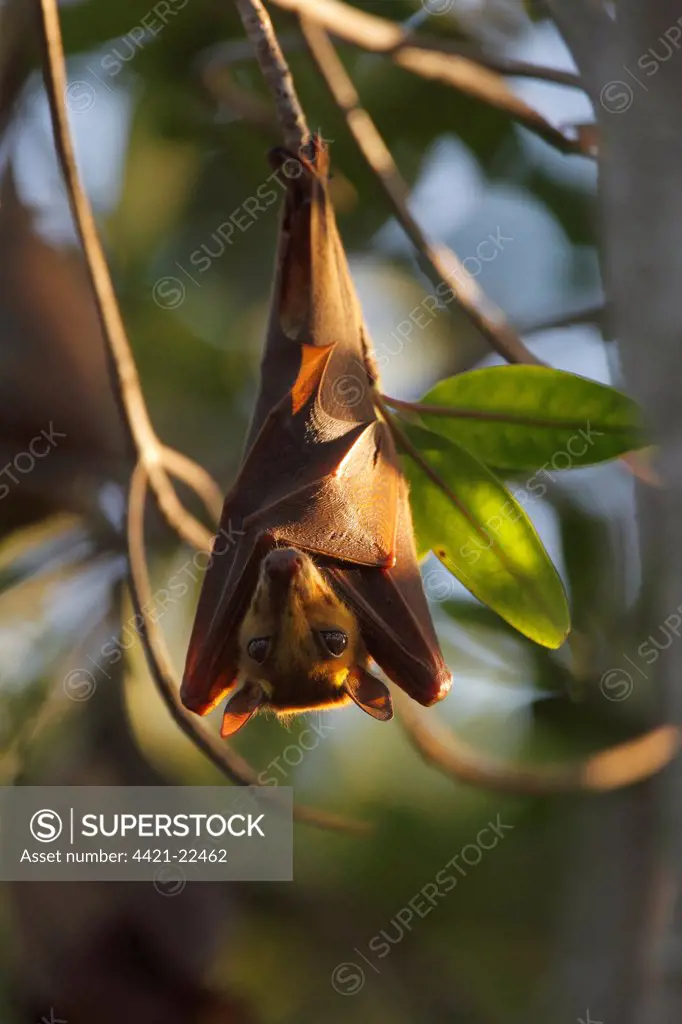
left=265, top=549, right=303, bottom=580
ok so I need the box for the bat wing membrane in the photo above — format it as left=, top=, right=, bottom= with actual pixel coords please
left=182, top=136, right=451, bottom=719
left=327, top=477, right=452, bottom=707
left=181, top=400, right=398, bottom=713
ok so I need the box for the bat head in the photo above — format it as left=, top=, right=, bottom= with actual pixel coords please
left=220, top=546, right=393, bottom=736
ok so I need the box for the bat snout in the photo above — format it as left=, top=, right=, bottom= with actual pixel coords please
left=264, top=548, right=304, bottom=584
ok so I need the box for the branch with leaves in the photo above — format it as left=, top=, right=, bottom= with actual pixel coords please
left=299, top=17, right=541, bottom=366
left=36, top=0, right=677, bottom=814
left=273, top=0, right=589, bottom=154
left=230, top=1, right=675, bottom=795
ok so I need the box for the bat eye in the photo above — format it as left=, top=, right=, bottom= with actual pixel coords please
left=319, top=630, right=348, bottom=658
left=247, top=637, right=270, bottom=664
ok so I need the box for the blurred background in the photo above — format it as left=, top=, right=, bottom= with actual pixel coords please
left=0, top=1, right=659, bottom=1022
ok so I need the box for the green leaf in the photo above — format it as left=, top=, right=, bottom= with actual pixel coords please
left=414, top=366, right=645, bottom=471
left=402, top=423, right=570, bottom=649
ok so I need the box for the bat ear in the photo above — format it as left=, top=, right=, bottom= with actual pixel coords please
left=220, top=681, right=265, bottom=738
left=344, top=668, right=393, bottom=722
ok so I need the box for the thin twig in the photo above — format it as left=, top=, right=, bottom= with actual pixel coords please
left=276, top=0, right=588, bottom=155
left=127, top=460, right=369, bottom=835
left=234, top=0, right=310, bottom=151
left=207, top=31, right=582, bottom=88
left=160, top=446, right=224, bottom=525
left=395, top=38, right=582, bottom=89
left=382, top=393, right=634, bottom=434
left=300, top=20, right=541, bottom=366
left=38, top=0, right=212, bottom=552
left=277, top=0, right=582, bottom=89
left=396, top=690, right=680, bottom=796
left=201, top=32, right=304, bottom=68
left=375, top=394, right=474, bottom=516
left=392, top=48, right=583, bottom=155
left=205, top=29, right=577, bottom=88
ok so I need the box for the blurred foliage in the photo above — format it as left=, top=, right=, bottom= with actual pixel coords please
left=0, top=1, right=658, bottom=1023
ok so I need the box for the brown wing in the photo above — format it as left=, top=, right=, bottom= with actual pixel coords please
left=180, top=520, right=268, bottom=715
left=181, top=392, right=394, bottom=714
left=327, top=475, right=452, bottom=708
left=244, top=138, right=376, bottom=454
left=182, top=136, right=450, bottom=716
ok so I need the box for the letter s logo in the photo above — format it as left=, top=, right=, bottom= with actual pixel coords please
left=30, top=809, right=63, bottom=843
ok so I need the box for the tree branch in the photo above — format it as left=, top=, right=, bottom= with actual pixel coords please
left=540, top=7, right=680, bottom=1020
left=301, top=20, right=541, bottom=366
left=234, top=0, right=310, bottom=151
left=277, top=0, right=589, bottom=155
left=207, top=29, right=583, bottom=88
left=160, top=446, right=225, bottom=525
left=396, top=690, right=678, bottom=797
left=38, top=0, right=213, bottom=552
left=392, top=38, right=582, bottom=89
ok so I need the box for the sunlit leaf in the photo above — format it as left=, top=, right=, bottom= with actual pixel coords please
left=402, top=423, right=570, bottom=648
left=414, top=366, right=644, bottom=471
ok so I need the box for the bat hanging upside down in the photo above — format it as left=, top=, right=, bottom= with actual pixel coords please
left=181, top=136, right=451, bottom=737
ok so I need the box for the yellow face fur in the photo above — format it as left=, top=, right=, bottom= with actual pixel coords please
left=237, top=547, right=366, bottom=714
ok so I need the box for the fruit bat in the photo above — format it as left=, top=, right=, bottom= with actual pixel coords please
left=181, top=136, right=451, bottom=737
